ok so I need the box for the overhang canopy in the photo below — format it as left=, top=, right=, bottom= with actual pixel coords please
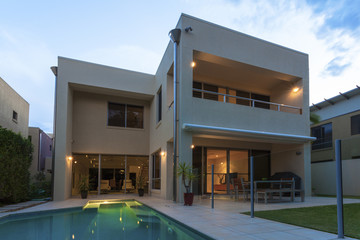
left=183, top=123, right=316, bottom=144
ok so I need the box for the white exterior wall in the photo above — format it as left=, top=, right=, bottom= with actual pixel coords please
left=312, top=159, right=360, bottom=196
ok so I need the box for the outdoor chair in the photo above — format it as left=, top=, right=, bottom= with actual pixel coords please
left=240, top=178, right=250, bottom=200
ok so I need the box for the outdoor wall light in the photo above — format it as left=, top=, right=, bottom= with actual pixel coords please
left=67, top=156, right=73, bottom=161
left=191, top=61, right=196, bottom=68
left=292, top=87, right=300, bottom=93
left=160, top=151, right=165, bottom=157
left=191, top=144, right=195, bottom=149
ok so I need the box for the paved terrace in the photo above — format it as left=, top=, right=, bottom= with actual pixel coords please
left=1, top=195, right=359, bottom=240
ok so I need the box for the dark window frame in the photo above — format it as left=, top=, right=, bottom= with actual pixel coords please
left=12, top=110, right=18, bottom=122
left=157, top=87, right=162, bottom=123
left=107, top=102, right=144, bottom=129
left=151, top=151, right=161, bottom=190
left=351, top=114, right=360, bottom=135
left=311, top=123, right=333, bottom=150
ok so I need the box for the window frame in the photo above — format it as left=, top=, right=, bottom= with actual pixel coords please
left=157, top=87, right=162, bottom=123
left=311, top=123, right=333, bottom=150
left=107, top=102, right=144, bottom=129
left=151, top=151, right=161, bottom=190
left=351, top=114, right=360, bottom=136
left=12, top=110, right=18, bottom=123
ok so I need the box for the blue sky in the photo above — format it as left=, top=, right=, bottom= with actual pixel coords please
left=1, top=0, right=359, bottom=133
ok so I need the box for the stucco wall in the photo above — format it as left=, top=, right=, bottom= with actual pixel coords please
left=72, top=91, right=150, bottom=155
left=312, top=159, right=360, bottom=196
left=0, top=77, right=29, bottom=137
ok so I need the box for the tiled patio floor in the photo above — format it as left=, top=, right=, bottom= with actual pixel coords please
left=1, top=195, right=359, bottom=240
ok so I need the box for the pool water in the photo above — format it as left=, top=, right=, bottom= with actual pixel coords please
left=0, top=200, right=213, bottom=240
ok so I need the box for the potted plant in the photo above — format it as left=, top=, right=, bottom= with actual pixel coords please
left=79, top=177, right=89, bottom=199
left=137, top=167, right=145, bottom=197
left=177, top=162, right=197, bottom=206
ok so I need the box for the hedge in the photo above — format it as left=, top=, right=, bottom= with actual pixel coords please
left=0, top=126, right=33, bottom=203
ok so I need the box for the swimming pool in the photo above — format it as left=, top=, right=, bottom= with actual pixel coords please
left=0, top=200, right=213, bottom=240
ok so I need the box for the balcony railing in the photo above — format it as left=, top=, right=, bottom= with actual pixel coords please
left=193, top=88, right=302, bottom=114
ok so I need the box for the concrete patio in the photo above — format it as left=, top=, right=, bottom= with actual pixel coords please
left=1, top=195, right=359, bottom=240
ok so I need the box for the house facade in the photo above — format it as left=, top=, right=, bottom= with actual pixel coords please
left=0, top=77, right=29, bottom=137
left=28, top=127, right=53, bottom=180
left=311, top=87, right=360, bottom=196
left=52, top=14, right=314, bottom=201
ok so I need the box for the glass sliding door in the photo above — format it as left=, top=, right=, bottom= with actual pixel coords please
left=72, top=154, right=99, bottom=195
left=229, top=150, right=249, bottom=181
left=127, top=156, right=149, bottom=194
left=101, top=155, right=126, bottom=194
left=206, top=149, right=227, bottom=194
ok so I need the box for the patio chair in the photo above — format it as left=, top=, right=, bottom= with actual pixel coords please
left=240, top=178, right=250, bottom=201
left=123, top=179, right=135, bottom=192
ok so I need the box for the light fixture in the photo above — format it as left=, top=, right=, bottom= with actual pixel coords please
left=292, top=87, right=300, bottom=93
left=191, top=144, right=195, bottom=149
left=191, top=61, right=196, bottom=68
left=160, top=151, right=165, bottom=156
left=74, top=161, right=77, bottom=164
left=138, top=166, right=140, bottom=169
left=67, top=156, right=73, bottom=161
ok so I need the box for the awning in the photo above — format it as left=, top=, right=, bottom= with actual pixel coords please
left=183, top=123, right=316, bottom=143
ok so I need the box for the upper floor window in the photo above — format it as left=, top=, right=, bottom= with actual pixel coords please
left=108, top=102, right=144, bottom=129
left=157, top=87, right=162, bottom=123
left=311, top=123, right=332, bottom=150
left=351, top=114, right=360, bottom=135
left=12, top=110, right=18, bottom=122
left=192, top=81, right=270, bottom=109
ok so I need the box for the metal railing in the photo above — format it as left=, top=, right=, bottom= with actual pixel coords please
left=193, top=88, right=302, bottom=114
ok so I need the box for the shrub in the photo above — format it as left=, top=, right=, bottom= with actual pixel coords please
left=29, top=172, right=51, bottom=199
left=0, top=126, right=33, bottom=203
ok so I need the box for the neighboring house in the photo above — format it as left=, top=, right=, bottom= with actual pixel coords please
left=28, top=127, right=53, bottom=180
left=0, top=77, right=29, bottom=137
left=311, top=87, right=360, bottom=196
left=52, top=14, right=314, bottom=201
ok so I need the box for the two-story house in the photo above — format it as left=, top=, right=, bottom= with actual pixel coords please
left=311, top=87, right=360, bottom=196
left=51, top=14, right=314, bottom=201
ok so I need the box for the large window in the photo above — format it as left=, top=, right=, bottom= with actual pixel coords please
left=151, top=151, right=161, bottom=189
left=351, top=114, right=360, bottom=135
left=311, top=123, right=332, bottom=150
left=108, top=103, right=144, bottom=128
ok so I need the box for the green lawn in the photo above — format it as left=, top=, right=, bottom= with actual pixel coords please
left=244, top=203, right=360, bottom=239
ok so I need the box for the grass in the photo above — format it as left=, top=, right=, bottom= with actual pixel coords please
left=244, top=203, right=360, bottom=239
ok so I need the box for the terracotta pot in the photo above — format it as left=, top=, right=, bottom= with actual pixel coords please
left=184, top=193, right=194, bottom=206
left=138, top=188, right=144, bottom=197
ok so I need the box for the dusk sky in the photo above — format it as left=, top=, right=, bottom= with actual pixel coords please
left=1, top=0, right=359, bottom=133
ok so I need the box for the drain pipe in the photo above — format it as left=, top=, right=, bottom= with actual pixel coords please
left=169, top=28, right=181, bottom=202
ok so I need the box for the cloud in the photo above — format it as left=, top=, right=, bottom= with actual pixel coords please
left=324, top=57, right=351, bottom=76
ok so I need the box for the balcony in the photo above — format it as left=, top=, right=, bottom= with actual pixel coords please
left=192, top=51, right=303, bottom=115
left=193, top=83, right=302, bottom=115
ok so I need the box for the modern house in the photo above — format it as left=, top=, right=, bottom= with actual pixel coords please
left=51, top=14, right=314, bottom=201
left=0, top=76, right=29, bottom=137
left=28, top=127, right=53, bottom=180
left=311, top=87, right=360, bottom=196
